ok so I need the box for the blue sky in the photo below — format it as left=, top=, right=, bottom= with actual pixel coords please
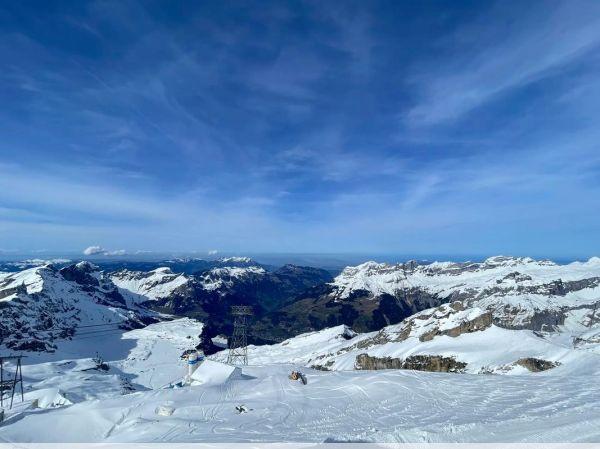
left=1, top=0, right=599, bottom=258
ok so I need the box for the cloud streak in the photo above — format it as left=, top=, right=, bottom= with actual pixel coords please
left=406, top=0, right=600, bottom=126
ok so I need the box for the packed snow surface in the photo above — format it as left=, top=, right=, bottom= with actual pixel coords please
left=1, top=317, right=599, bottom=443
left=189, top=360, right=241, bottom=386
left=1, top=363, right=599, bottom=443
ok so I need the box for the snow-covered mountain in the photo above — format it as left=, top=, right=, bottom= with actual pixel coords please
left=3, top=255, right=599, bottom=368
left=196, top=265, right=268, bottom=292
left=111, top=267, right=192, bottom=301
left=0, top=262, right=157, bottom=352
left=263, top=256, right=600, bottom=340
left=0, top=258, right=72, bottom=272
left=110, top=262, right=330, bottom=308
left=225, top=256, right=600, bottom=374
left=107, top=260, right=332, bottom=351
left=334, top=255, right=600, bottom=327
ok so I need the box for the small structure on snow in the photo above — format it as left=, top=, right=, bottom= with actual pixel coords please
left=183, top=349, right=205, bottom=385
left=190, top=360, right=242, bottom=386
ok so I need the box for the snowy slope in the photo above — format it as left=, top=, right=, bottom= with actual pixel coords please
left=215, top=299, right=600, bottom=375
left=111, top=267, right=191, bottom=301
left=0, top=262, right=157, bottom=352
left=1, top=363, right=599, bottom=443
left=329, top=256, right=600, bottom=328
left=116, top=318, right=203, bottom=389
left=1, top=310, right=599, bottom=443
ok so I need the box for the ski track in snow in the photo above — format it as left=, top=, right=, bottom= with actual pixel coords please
left=2, top=358, right=600, bottom=443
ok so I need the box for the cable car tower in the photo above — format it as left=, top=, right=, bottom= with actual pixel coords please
left=227, top=305, right=253, bottom=366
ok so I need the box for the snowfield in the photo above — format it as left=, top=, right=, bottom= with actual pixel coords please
left=0, top=318, right=599, bottom=443
left=1, top=362, right=600, bottom=443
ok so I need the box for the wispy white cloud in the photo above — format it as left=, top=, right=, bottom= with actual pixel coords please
left=406, top=1, right=600, bottom=126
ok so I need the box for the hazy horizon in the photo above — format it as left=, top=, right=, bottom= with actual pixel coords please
left=0, top=250, right=594, bottom=268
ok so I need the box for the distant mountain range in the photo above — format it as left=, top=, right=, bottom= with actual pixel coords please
left=1, top=255, right=599, bottom=374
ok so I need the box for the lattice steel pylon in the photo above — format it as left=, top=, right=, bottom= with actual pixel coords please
left=227, top=305, right=253, bottom=365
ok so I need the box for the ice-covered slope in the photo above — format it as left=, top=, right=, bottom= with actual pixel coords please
left=0, top=262, right=157, bottom=352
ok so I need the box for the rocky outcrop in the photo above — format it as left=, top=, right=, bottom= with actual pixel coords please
left=515, top=358, right=560, bottom=372
left=493, top=307, right=566, bottom=331
left=355, top=353, right=467, bottom=373
left=355, top=354, right=403, bottom=370
left=420, top=308, right=492, bottom=342
left=0, top=282, right=26, bottom=300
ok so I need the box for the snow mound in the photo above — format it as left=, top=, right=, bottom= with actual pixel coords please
left=25, top=388, right=73, bottom=408
left=190, top=360, right=242, bottom=386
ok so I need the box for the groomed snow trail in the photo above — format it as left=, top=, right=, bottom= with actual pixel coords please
left=1, top=364, right=599, bottom=443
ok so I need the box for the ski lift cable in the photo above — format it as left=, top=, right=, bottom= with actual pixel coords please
left=73, top=325, right=128, bottom=337
left=25, top=320, right=130, bottom=333
left=67, top=329, right=129, bottom=341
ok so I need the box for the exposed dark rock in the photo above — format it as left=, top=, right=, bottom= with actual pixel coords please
left=11, top=339, right=54, bottom=352
left=515, top=357, right=560, bottom=372
left=493, top=308, right=566, bottom=331
left=420, top=311, right=493, bottom=342
left=0, top=283, right=26, bottom=300
left=355, top=353, right=467, bottom=373
left=59, top=262, right=100, bottom=287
